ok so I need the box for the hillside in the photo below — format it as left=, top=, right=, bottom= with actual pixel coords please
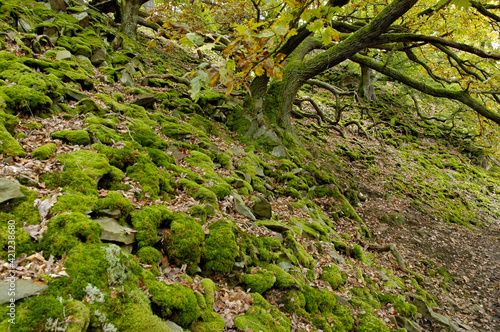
left=0, top=1, right=499, bottom=332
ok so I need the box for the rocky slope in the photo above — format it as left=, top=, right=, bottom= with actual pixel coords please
left=0, top=0, right=499, bottom=331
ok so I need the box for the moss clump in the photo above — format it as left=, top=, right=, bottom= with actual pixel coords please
left=303, top=285, right=337, bottom=315
left=0, top=109, right=25, bottom=157
left=9, top=294, right=68, bottom=331
left=242, top=269, right=276, bottom=294
left=51, top=193, right=98, bottom=214
left=95, top=191, right=134, bottom=225
left=115, top=304, right=172, bottom=332
left=178, top=178, right=218, bottom=206
left=137, top=246, right=162, bottom=266
left=163, top=213, right=205, bottom=274
left=0, top=186, right=40, bottom=226
left=126, top=161, right=172, bottom=198
left=352, top=244, right=369, bottom=265
left=145, top=279, right=199, bottom=328
left=32, top=143, right=57, bottom=160
left=379, top=294, right=417, bottom=318
left=161, top=120, right=208, bottom=140
left=0, top=85, right=52, bottom=114
left=86, top=124, right=122, bottom=145
left=284, top=232, right=315, bottom=268
left=131, top=205, right=173, bottom=248
left=321, top=264, right=345, bottom=290
left=51, top=129, right=90, bottom=145
left=234, top=293, right=291, bottom=332
left=94, top=144, right=137, bottom=170
left=283, top=289, right=307, bottom=316
left=0, top=221, right=34, bottom=259
left=130, top=120, right=169, bottom=149
left=266, top=264, right=298, bottom=289
left=57, top=149, right=112, bottom=182
left=202, top=219, right=239, bottom=273
left=39, top=212, right=102, bottom=258
left=41, top=168, right=98, bottom=195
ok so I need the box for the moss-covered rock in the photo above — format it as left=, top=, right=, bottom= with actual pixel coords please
left=32, top=143, right=57, bottom=160
left=115, top=304, right=173, bottom=332
left=130, top=120, right=169, bottom=149
left=321, top=264, right=345, bottom=290
left=0, top=109, right=26, bottom=157
left=57, top=149, right=112, bottom=182
left=242, top=269, right=276, bottom=294
left=0, top=85, right=52, bottom=114
left=131, top=205, right=173, bottom=248
left=234, top=293, right=291, bottom=332
left=51, top=193, right=98, bottom=214
left=163, top=213, right=205, bottom=274
left=39, top=212, right=103, bottom=258
left=41, top=168, right=98, bottom=195
left=126, top=161, right=173, bottom=198
left=202, top=219, right=239, bottom=273
left=95, top=191, right=134, bottom=225
left=266, top=264, right=298, bottom=289
left=51, top=129, right=90, bottom=145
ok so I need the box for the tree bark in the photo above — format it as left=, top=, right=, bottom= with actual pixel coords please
left=351, top=53, right=500, bottom=125
left=121, top=0, right=148, bottom=39
left=358, top=65, right=377, bottom=102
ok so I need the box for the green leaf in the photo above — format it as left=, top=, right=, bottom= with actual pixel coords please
left=451, top=0, right=471, bottom=9
left=307, top=19, right=324, bottom=33
left=189, top=71, right=210, bottom=101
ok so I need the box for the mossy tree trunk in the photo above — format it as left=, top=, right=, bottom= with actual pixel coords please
left=358, top=65, right=377, bottom=102
left=121, top=0, right=148, bottom=40
left=253, top=0, right=418, bottom=136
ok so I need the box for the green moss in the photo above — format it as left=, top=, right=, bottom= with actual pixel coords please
left=0, top=220, right=35, bottom=259
left=145, top=279, right=199, bottom=328
left=284, top=232, right=315, bottom=268
left=126, top=161, right=163, bottom=198
left=115, top=304, right=172, bottom=332
left=95, top=191, right=134, bottom=225
left=86, top=124, right=122, bottom=145
left=355, top=312, right=390, bottom=332
left=94, top=143, right=137, bottom=170
left=201, top=278, right=216, bottom=308
left=178, top=178, right=218, bottom=206
left=242, top=269, right=276, bottom=294
left=32, top=143, right=57, bottom=160
left=0, top=186, right=40, bottom=226
left=303, top=284, right=337, bottom=315
left=266, top=264, right=298, bottom=289
left=41, top=168, right=98, bottom=196
left=0, top=110, right=25, bottom=157
left=0, top=85, right=52, bottom=114
left=234, top=293, right=291, bottom=332
left=202, top=219, right=239, bottom=273
left=283, top=289, right=307, bottom=315
left=39, top=212, right=102, bottom=258
left=130, top=120, right=168, bottom=149
left=379, top=294, right=417, bottom=318
left=321, top=264, right=345, bottom=289
left=10, top=294, right=67, bottom=331
left=161, top=120, right=208, bottom=140
left=163, top=213, right=205, bottom=274
left=191, top=309, right=225, bottom=332
left=51, top=129, right=90, bottom=145
left=131, top=205, right=173, bottom=248
left=51, top=193, right=98, bottom=214
left=57, top=149, right=112, bottom=182
left=353, top=244, right=369, bottom=265
left=137, top=246, right=162, bottom=266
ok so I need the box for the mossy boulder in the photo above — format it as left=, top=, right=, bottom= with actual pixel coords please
left=234, top=293, right=291, bottom=332
left=0, top=109, right=25, bottom=157
left=130, top=120, right=169, bottom=149
left=39, top=212, right=103, bottom=258
left=32, top=143, right=57, bottom=160
left=115, top=304, right=173, bottom=332
left=94, top=143, right=137, bottom=170
left=303, top=285, right=337, bottom=315
left=126, top=161, right=172, bottom=198
left=41, top=168, right=98, bottom=195
left=163, top=213, right=205, bottom=274
left=95, top=191, right=134, bottom=225
left=242, top=269, right=276, bottom=294
left=145, top=279, right=199, bottom=328
left=51, top=193, right=98, bottom=214
left=266, top=264, right=298, bottom=289
left=161, top=120, right=208, bottom=140
left=321, top=264, right=345, bottom=290
left=131, top=205, right=173, bottom=248
left=0, top=85, right=52, bottom=114
left=51, top=129, right=90, bottom=145
left=202, top=219, right=239, bottom=273
left=57, top=149, right=112, bottom=182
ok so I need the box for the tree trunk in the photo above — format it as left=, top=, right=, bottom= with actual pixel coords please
left=358, top=65, right=377, bottom=102
left=121, top=0, right=143, bottom=39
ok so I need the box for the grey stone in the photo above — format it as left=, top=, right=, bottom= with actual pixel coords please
left=233, top=178, right=245, bottom=188
left=228, top=146, right=245, bottom=155
left=91, top=47, right=107, bottom=66
left=165, top=321, right=184, bottom=332
left=93, top=217, right=136, bottom=245
left=276, top=261, right=295, bottom=272
left=119, top=69, right=135, bottom=87
left=0, top=279, right=48, bottom=303
left=231, top=192, right=256, bottom=220
left=66, top=89, right=89, bottom=101
left=251, top=195, right=272, bottom=219
left=395, top=316, right=422, bottom=332
left=256, top=221, right=289, bottom=233
left=56, top=50, right=72, bottom=61
left=15, top=174, right=38, bottom=187
left=43, top=26, right=59, bottom=44
left=18, top=19, right=32, bottom=32
left=99, top=209, right=122, bottom=219
left=111, top=36, right=123, bottom=51
left=132, top=94, right=157, bottom=108
left=271, top=146, right=287, bottom=158
left=49, top=0, right=67, bottom=12
left=0, top=178, right=24, bottom=203
left=124, top=62, right=136, bottom=74
left=76, top=55, right=91, bottom=63
left=326, top=249, right=346, bottom=265
left=72, top=12, right=89, bottom=28
left=255, top=165, right=265, bottom=177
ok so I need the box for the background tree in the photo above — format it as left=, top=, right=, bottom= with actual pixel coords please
left=148, top=0, right=500, bottom=145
